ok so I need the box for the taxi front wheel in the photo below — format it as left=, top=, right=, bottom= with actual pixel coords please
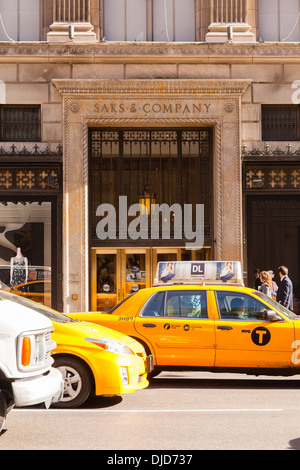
left=53, top=356, right=93, bottom=408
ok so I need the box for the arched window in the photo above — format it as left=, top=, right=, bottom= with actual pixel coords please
left=258, top=0, right=300, bottom=42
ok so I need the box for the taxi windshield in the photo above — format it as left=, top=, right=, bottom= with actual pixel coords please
left=0, top=290, right=76, bottom=323
left=254, top=291, right=299, bottom=320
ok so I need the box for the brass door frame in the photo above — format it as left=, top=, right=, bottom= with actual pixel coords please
left=91, top=247, right=152, bottom=311
left=91, top=248, right=121, bottom=311
left=91, top=246, right=212, bottom=310
left=121, top=247, right=152, bottom=298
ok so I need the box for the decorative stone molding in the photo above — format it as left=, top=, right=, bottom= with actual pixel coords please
left=47, top=0, right=96, bottom=42
left=206, top=23, right=255, bottom=43
left=53, top=78, right=251, bottom=312
left=242, top=142, right=300, bottom=161
left=2, top=42, right=300, bottom=60
left=0, top=143, right=62, bottom=158
left=206, top=0, right=255, bottom=43
left=245, top=166, right=300, bottom=191
left=54, top=78, right=251, bottom=96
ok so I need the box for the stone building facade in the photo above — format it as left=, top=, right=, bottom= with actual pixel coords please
left=0, top=0, right=299, bottom=313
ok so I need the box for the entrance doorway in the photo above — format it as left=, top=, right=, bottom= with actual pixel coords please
left=91, top=246, right=211, bottom=311
left=247, top=195, right=300, bottom=312
left=89, top=126, right=214, bottom=311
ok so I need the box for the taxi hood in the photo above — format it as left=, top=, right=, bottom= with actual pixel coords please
left=54, top=319, right=145, bottom=354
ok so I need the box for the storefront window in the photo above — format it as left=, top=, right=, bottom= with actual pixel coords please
left=0, top=201, right=52, bottom=307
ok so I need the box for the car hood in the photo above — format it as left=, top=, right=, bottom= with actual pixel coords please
left=52, top=319, right=145, bottom=355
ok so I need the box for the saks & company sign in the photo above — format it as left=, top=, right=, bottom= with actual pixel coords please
left=93, top=101, right=212, bottom=116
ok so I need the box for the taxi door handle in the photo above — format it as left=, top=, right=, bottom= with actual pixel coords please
left=143, top=323, right=157, bottom=328
left=217, top=326, right=233, bottom=330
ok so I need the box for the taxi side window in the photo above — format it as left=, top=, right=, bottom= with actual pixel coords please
left=141, top=292, right=165, bottom=317
left=165, top=291, right=208, bottom=318
left=215, top=291, right=270, bottom=321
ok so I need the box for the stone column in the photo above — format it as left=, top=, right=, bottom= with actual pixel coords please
left=206, top=0, right=255, bottom=42
left=47, top=0, right=96, bottom=42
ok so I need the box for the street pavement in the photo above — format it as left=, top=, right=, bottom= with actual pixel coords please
left=1, top=371, right=300, bottom=451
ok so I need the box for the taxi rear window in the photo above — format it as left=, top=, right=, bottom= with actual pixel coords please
left=140, top=290, right=208, bottom=318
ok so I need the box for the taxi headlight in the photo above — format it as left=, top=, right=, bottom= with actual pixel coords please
left=85, top=338, right=133, bottom=355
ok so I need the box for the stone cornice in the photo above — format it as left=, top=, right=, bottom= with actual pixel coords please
left=1, top=41, right=300, bottom=60
left=53, top=78, right=251, bottom=96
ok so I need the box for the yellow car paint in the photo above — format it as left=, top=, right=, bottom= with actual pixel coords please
left=68, top=284, right=300, bottom=377
left=0, top=291, right=150, bottom=407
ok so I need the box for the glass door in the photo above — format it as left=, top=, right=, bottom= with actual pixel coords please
left=91, top=247, right=212, bottom=311
left=91, top=249, right=120, bottom=312
left=123, top=249, right=151, bottom=297
left=91, top=248, right=151, bottom=311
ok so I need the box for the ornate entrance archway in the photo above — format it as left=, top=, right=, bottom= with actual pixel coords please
left=54, top=78, right=251, bottom=312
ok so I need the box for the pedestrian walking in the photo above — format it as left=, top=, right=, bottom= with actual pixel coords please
left=258, top=271, right=272, bottom=298
left=268, top=270, right=278, bottom=300
left=276, top=265, right=293, bottom=310
left=254, top=268, right=262, bottom=290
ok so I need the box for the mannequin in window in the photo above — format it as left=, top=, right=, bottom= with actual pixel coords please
left=10, top=247, right=28, bottom=286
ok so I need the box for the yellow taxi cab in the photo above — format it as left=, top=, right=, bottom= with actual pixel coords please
left=67, top=261, right=300, bottom=378
left=0, top=290, right=152, bottom=407
left=9, top=280, right=51, bottom=307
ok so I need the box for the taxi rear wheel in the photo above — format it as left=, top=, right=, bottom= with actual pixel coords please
left=53, top=356, right=93, bottom=408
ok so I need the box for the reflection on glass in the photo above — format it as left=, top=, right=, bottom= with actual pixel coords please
left=125, top=254, right=146, bottom=296
left=0, top=201, right=51, bottom=307
left=96, top=254, right=116, bottom=311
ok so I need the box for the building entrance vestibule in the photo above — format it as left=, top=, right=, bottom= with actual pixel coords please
left=53, top=78, right=250, bottom=312
left=91, top=246, right=211, bottom=311
left=89, top=125, right=214, bottom=311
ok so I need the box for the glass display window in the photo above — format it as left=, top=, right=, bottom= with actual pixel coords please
left=0, top=201, right=52, bottom=307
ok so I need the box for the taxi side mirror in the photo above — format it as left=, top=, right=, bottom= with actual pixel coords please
left=262, top=310, right=280, bottom=321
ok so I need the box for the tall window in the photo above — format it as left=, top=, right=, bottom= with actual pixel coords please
left=103, top=0, right=195, bottom=42
left=0, top=0, right=40, bottom=41
left=258, top=0, right=300, bottom=42
left=90, top=128, right=212, bottom=243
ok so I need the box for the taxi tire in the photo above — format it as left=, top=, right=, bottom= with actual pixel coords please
left=53, top=356, right=92, bottom=408
left=0, top=392, right=7, bottom=433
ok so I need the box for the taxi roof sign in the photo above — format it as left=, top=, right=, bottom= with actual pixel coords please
left=153, top=261, right=244, bottom=287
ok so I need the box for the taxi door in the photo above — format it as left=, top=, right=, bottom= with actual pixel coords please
left=134, top=289, right=216, bottom=367
left=213, top=290, right=295, bottom=369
